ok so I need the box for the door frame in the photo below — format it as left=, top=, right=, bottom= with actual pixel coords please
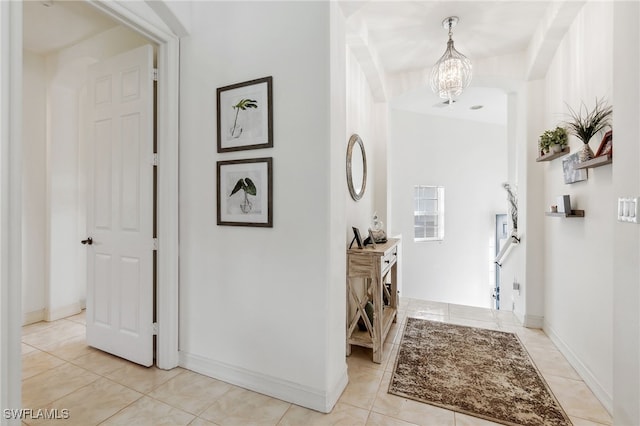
left=87, top=0, right=180, bottom=370
left=1, top=0, right=181, bottom=414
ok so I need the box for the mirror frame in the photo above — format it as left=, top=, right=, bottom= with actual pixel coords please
left=346, top=134, right=367, bottom=201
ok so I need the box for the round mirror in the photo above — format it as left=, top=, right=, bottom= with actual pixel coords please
left=346, top=134, right=367, bottom=201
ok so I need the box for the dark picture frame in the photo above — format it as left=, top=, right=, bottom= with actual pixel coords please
left=350, top=227, right=363, bottom=249
left=595, top=130, right=613, bottom=158
left=217, top=157, right=273, bottom=227
left=217, top=76, right=273, bottom=153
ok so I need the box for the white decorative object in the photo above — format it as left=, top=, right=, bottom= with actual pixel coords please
left=556, top=195, right=571, bottom=213
left=372, top=211, right=383, bottom=231
left=618, top=197, right=639, bottom=223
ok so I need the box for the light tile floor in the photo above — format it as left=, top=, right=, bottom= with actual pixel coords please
left=20, top=299, right=612, bottom=425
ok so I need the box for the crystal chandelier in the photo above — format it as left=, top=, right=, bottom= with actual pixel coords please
left=429, top=16, right=472, bottom=103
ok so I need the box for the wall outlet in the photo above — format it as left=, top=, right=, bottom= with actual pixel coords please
left=618, top=197, right=639, bottom=223
left=513, top=281, right=520, bottom=295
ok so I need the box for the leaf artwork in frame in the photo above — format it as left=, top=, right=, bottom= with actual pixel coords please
left=217, top=158, right=273, bottom=227
left=217, top=77, right=273, bottom=153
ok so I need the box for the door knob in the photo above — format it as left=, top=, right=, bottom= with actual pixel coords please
left=81, top=237, right=93, bottom=245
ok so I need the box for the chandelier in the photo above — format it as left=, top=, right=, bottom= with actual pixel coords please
left=429, top=16, right=472, bottom=103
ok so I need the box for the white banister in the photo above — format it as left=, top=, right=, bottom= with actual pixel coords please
left=495, top=234, right=520, bottom=267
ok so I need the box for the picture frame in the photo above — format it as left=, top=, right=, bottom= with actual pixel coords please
left=595, top=130, right=613, bottom=158
left=562, top=152, right=588, bottom=184
left=217, top=157, right=273, bottom=227
left=350, top=227, right=363, bottom=249
left=367, top=228, right=377, bottom=248
left=217, top=76, right=273, bottom=153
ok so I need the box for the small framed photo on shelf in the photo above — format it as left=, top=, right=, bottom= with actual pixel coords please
left=595, top=130, right=612, bottom=158
left=217, top=76, right=273, bottom=153
left=350, top=227, right=363, bottom=249
left=367, top=228, right=377, bottom=248
left=217, top=157, right=273, bottom=227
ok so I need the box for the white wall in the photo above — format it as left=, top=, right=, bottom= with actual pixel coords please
left=612, top=2, right=640, bottom=424
left=46, top=80, right=83, bottom=320
left=22, top=51, right=46, bottom=324
left=345, top=48, right=386, bottom=237
left=540, top=2, right=614, bottom=411
left=1, top=0, right=24, bottom=416
left=499, top=89, right=530, bottom=323
left=389, top=109, right=507, bottom=308
left=178, top=1, right=346, bottom=412
left=523, top=79, right=546, bottom=328
left=327, top=1, right=348, bottom=409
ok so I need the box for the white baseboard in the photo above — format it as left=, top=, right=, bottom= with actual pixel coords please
left=46, top=302, right=82, bottom=322
left=23, top=309, right=45, bottom=325
left=544, top=322, right=613, bottom=415
left=524, top=314, right=544, bottom=328
left=179, top=351, right=348, bottom=413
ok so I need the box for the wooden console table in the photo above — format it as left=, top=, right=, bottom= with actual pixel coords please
left=346, top=238, right=399, bottom=363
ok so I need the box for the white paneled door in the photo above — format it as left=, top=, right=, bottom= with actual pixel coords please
left=85, top=45, right=155, bottom=366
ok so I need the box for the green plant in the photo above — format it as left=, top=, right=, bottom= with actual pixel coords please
left=230, top=178, right=257, bottom=213
left=230, top=177, right=256, bottom=197
left=539, top=126, right=568, bottom=152
left=564, top=98, right=612, bottom=145
left=230, top=98, right=258, bottom=137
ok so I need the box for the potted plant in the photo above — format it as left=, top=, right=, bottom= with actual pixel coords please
left=538, top=134, right=551, bottom=155
left=564, top=98, right=613, bottom=162
left=539, top=126, right=568, bottom=154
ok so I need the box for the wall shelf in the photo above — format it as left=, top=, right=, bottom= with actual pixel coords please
left=545, top=210, right=585, bottom=218
left=574, top=155, right=612, bottom=169
left=536, top=147, right=570, bottom=162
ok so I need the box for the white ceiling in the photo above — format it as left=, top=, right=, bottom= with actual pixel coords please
left=23, top=0, right=116, bottom=54
left=342, top=1, right=563, bottom=124
left=22, top=0, right=566, bottom=124
left=342, top=1, right=551, bottom=75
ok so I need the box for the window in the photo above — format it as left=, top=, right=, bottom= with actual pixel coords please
left=414, top=186, right=444, bottom=241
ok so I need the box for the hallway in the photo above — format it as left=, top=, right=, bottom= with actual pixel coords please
left=21, top=299, right=611, bottom=425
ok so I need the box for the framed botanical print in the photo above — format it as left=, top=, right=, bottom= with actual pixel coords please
left=217, top=157, right=273, bottom=227
left=217, top=76, right=273, bottom=153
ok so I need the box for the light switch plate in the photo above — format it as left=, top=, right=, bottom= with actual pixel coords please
left=618, top=197, right=639, bottom=223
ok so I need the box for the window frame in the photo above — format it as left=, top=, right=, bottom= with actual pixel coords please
left=413, top=185, right=445, bottom=242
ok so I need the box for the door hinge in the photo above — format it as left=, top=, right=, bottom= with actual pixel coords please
left=152, top=238, right=158, bottom=250
left=152, top=68, right=158, bottom=81
left=152, top=153, right=159, bottom=166
left=152, top=322, right=159, bottom=335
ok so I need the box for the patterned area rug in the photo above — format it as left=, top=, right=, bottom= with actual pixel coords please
left=389, top=318, right=571, bottom=426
